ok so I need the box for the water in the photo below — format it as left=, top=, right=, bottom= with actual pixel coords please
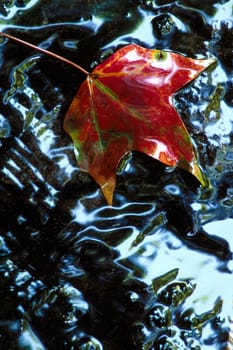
left=0, top=0, right=233, bottom=349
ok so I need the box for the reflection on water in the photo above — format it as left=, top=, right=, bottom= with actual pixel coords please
left=0, top=0, right=233, bottom=349
left=0, top=0, right=40, bottom=21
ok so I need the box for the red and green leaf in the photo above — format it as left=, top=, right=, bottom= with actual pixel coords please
left=64, top=44, right=214, bottom=204
left=0, top=33, right=214, bottom=205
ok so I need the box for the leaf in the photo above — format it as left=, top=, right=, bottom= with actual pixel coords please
left=64, top=44, right=214, bottom=204
left=0, top=33, right=214, bottom=205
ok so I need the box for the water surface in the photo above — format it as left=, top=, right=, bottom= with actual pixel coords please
left=0, top=1, right=233, bottom=349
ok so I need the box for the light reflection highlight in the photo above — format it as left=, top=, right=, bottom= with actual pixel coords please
left=71, top=200, right=155, bottom=224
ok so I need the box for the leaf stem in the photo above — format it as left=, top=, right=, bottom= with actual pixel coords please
left=0, top=31, right=90, bottom=76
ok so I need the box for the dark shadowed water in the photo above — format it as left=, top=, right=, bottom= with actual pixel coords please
left=0, top=1, right=233, bottom=349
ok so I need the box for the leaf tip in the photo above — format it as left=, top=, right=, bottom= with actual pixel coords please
left=101, top=177, right=116, bottom=206
left=191, top=161, right=210, bottom=188
left=197, top=56, right=216, bottom=70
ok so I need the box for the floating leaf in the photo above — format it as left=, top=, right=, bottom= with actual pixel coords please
left=64, top=44, right=214, bottom=204
left=0, top=32, right=214, bottom=205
